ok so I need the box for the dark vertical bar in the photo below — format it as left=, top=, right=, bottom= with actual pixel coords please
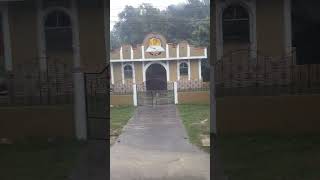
left=84, top=72, right=90, bottom=139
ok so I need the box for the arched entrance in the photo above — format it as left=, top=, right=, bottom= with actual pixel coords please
left=145, top=63, right=167, bottom=90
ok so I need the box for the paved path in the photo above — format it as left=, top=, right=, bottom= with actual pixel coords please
left=111, top=105, right=210, bottom=180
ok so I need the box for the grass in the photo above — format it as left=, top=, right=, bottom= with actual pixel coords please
left=177, top=104, right=210, bottom=152
left=110, top=105, right=135, bottom=145
left=218, top=135, right=320, bottom=180
left=0, top=139, right=85, bottom=180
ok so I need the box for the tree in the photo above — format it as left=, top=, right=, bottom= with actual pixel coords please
left=111, top=0, right=209, bottom=47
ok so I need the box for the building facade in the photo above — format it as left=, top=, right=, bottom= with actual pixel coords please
left=110, top=33, right=207, bottom=91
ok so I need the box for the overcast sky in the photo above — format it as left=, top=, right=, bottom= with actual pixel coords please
left=110, top=0, right=188, bottom=30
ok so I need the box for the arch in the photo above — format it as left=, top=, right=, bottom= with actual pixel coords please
left=177, top=60, right=190, bottom=80
left=42, top=7, right=73, bottom=25
left=216, top=0, right=257, bottom=60
left=143, top=61, right=169, bottom=82
left=179, top=62, right=189, bottom=76
left=222, top=4, right=249, bottom=42
left=145, top=63, right=167, bottom=91
left=123, top=64, right=133, bottom=79
left=44, top=8, right=73, bottom=51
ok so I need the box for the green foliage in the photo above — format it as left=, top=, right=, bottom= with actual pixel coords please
left=111, top=0, right=209, bottom=48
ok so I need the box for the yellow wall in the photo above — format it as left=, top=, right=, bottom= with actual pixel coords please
left=217, top=95, right=320, bottom=134
left=9, top=1, right=38, bottom=72
left=178, top=91, right=209, bottom=104
left=169, top=60, right=177, bottom=81
left=0, top=105, right=74, bottom=139
left=256, top=0, right=285, bottom=57
left=111, top=95, right=133, bottom=106
left=179, top=42, right=188, bottom=57
left=190, top=59, right=199, bottom=80
left=78, top=2, right=106, bottom=72
left=134, top=62, right=143, bottom=83
left=113, top=62, right=122, bottom=83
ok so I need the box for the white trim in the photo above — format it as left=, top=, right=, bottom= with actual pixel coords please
left=177, top=44, right=180, bottom=58
left=284, top=0, right=292, bottom=54
left=198, top=59, right=202, bottom=80
left=110, top=56, right=207, bottom=63
left=121, top=62, right=124, bottom=84
left=166, top=60, right=170, bottom=81
left=0, top=3, right=12, bottom=71
left=217, top=0, right=257, bottom=60
left=188, top=59, right=191, bottom=80
left=141, top=45, right=145, bottom=59
left=187, top=44, right=190, bottom=57
left=120, top=46, right=123, bottom=60
left=143, top=61, right=169, bottom=82
left=166, top=43, right=169, bottom=58
left=130, top=46, right=133, bottom=60
left=110, top=62, right=114, bottom=84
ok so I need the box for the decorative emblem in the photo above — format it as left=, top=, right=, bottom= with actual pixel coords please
left=145, top=37, right=165, bottom=56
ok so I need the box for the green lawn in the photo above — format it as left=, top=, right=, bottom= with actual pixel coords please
left=110, top=105, right=135, bottom=145
left=177, top=104, right=210, bottom=152
left=218, top=135, right=320, bottom=180
left=0, top=139, right=84, bottom=180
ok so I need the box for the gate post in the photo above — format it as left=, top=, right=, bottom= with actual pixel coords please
left=133, top=84, right=137, bottom=106
left=73, top=71, right=87, bottom=140
left=174, top=81, right=178, bottom=104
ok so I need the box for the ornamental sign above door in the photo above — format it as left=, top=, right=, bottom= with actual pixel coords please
left=145, top=34, right=166, bottom=56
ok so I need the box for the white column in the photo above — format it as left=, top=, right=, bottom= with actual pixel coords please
left=284, top=0, right=292, bottom=54
left=166, top=44, right=169, bottom=58
left=121, top=62, right=124, bottom=84
left=120, top=46, right=123, bottom=60
left=198, top=59, right=202, bottom=80
left=71, top=0, right=81, bottom=69
left=110, top=62, right=114, bottom=84
left=187, top=44, right=190, bottom=57
left=174, top=81, right=178, bottom=104
left=204, top=47, right=207, bottom=58
left=1, top=3, right=12, bottom=71
left=133, top=84, right=137, bottom=106
left=73, top=72, right=87, bottom=140
left=71, top=0, right=86, bottom=140
left=176, top=44, right=180, bottom=58
left=141, top=45, right=145, bottom=59
left=132, top=62, right=136, bottom=84
left=177, top=61, right=180, bottom=81
left=130, top=46, right=133, bottom=60
left=188, top=59, right=191, bottom=80
left=142, top=61, right=146, bottom=82
left=166, top=60, right=170, bottom=82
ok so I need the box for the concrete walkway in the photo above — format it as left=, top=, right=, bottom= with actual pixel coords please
left=111, top=105, right=210, bottom=180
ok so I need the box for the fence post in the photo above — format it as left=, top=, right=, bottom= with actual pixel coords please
left=174, top=81, right=178, bottom=104
left=73, top=71, right=87, bottom=140
left=133, top=84, right=137, bottom=106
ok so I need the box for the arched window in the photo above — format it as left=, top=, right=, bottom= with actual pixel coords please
left=179, top=62, right=188, bottom=76
left=223, top=4, right=249, bottom=42
left=44, top=10, right=72, bottom=51
left=124, top=65, right=133, bottom=79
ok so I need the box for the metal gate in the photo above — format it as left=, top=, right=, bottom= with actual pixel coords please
left=136, top=80, right=174, bottom=106
left=84, top=65, right=109, bottom=140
